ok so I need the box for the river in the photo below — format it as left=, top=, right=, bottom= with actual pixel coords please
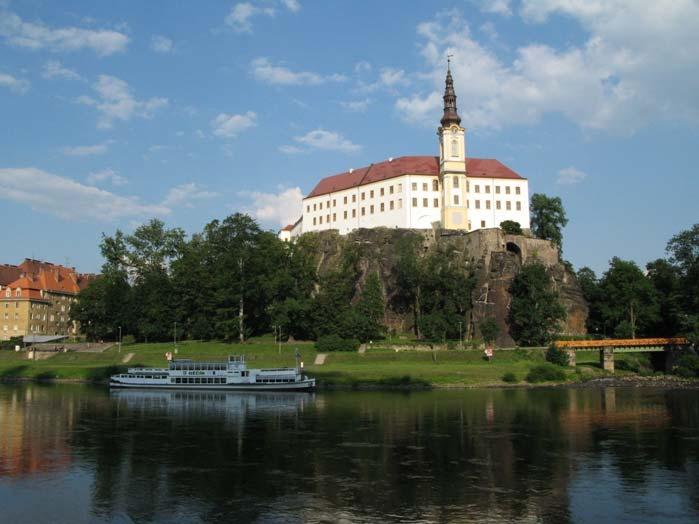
left=0, top=384, right=697, bottom=523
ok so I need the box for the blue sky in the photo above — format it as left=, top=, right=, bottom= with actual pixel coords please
left=1, top=0, right=698, bottom=275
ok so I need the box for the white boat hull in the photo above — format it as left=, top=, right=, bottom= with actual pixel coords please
left=109, top=379, right=316, bottom=391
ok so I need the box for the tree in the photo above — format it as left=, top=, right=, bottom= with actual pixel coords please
left=351, top=272, right=385, bottom=342
left=576, top=266, right=605, bottom=336
left=598, top=257, right=658, bottom=339
left=393, top=234, right=424, bottom=337
left=646, top=259, right=682, bottom=336
left=500, top=220, right=523, bottom=236
left=479, top=318, right=500, bottom=347
left=508, top=263, right=566, bottom=346
left=666, top=224, right=699, bottom=343
left=530, top=194, right=568, bottom=253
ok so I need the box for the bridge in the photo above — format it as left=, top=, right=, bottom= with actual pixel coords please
left=553, top=337, right=690, bottom=372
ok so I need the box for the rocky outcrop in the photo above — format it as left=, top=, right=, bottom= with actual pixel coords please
left=307, top=227, right=587, bottom=345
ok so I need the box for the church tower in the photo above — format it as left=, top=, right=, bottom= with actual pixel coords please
left=438, top=59, right=468, bottom=230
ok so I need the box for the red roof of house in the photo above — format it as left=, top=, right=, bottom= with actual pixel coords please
left=0, top=264, right=21, bottom=286
left=1, top=259, right=97, bottom=297
left=281, top=224, right=294, bottom=232
left=306, top=156, right=525, bottom=198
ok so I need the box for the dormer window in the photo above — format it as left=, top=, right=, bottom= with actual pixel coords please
left=15, top=288, right=21, bottom=297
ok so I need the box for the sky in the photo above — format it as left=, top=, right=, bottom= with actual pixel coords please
left=1, top=0, right=698, bottom=275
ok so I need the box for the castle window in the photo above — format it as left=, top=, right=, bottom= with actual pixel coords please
left=468, top=221, right=472, bottom=230
left=361, top=192, right=365, bottom=200
left=15, top=289, right=20, bottom=297
left=496, top=186, right=500, bottom=194
left=306, top=205, right=310, bottom=212
left=453, top=177, right=459, bottom=188
left=327, top=214, right=330, bottom=223
left=422, top=183, right=428, bottom=191
left=389, top=185, right=394, bottom=194
left=380, top=203, right=385, bottom=212
left=475, top=185, right=480, bottom=193
left=370, top=190, right=374, bottom=198
left=451, top=139, right=459, bottom=157
left=453, top=195, right=459, bottom=205
left=344, top=211, right=348, bottom=219
left=467, top=200, right=469, bottom=208
left=390, top=201, right=394, bottom=210
left=398, top=198, right=402, bottom=208
left=506, top=186, right=511, bottom=194
left=412, top=198, right=417, bottom=207
left=432, top=180, right=439, bottom=191
left=380, top=188, right=385, bottom=197
left=516, top=202, right=522, bottom=211
left=485, top=185, right=490, bottom=193
left=486, top=200, right=491, bottom=210
left=423, top=198, right=428, bottom=207
left=318, top=216, right=322, bottom=224
left=516, top=187, right=521, bottom=195
left=361, top=207, right=366, bottom=216
left=370, top=205, right=374, bottom=214
left=412, top=183, right=417, bottom=191
left=475, top=200, right=480, bottom=209
left=481, top=220, right=486, bottom=228
left=434, top=198, right=439, bottom=207
left=352, top=209, right=356, bottom=218
left=397, top=184, right=402, bottom=192
left=313, top=203, right=317, bottom=211
left=319, top=202, right=323, bottom=210
left=332, top=213, right=336, bottom=222
left=327, top=201, right=331, bottom=209
left=352, top=194, right=356, bottom=203
left=344, top=196, right=348, bottom=204
left=496, top=201, right=501, bottom=210
left=506, top=201, right=511, bottom=210
left=332, top=199, right=336, bottom=207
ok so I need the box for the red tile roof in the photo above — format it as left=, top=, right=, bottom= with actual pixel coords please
left=306, top=156, right=525, bottom=198
left=0, top=264, right=21, bottom=286
left=1, top=259, right=97, bottom=297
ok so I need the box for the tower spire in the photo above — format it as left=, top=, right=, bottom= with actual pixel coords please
left=440, top=55, right=461, bottom=127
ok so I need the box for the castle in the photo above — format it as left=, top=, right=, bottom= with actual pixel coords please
left=280, top=63, right=530, bottom=241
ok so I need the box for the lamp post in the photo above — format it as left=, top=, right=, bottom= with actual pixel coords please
left=118, top=326, right=122, bottom=353
left=459, top=321, right=463, bottom=350
left=174, top=321, right=178, bottom=354
left=278, top=325, right=282, bottom=355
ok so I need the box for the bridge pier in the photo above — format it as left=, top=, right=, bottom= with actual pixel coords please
left=665, top=347, right=680, bottom=372
left=600, top=348, right=615, bottom=372
left=565, top=349, right=576, bottom=367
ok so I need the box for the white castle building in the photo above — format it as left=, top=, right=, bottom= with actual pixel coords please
left=281, top=64, right=530, bottom=240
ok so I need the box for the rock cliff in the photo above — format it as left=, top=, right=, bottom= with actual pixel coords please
left=307, top=227, right=587, bottom=346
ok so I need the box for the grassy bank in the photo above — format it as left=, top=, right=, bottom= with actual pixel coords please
left=0, top=337, right=660, bottom=387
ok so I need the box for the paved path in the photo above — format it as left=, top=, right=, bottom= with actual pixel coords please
left=314, top=353, right=327, bottom=365
left=122, top=352, right=134, bottom=363
left=358, top=344, right=367, bottom=354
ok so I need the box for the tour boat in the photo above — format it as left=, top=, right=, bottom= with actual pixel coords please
left=109, top=353, right=315, bottom=391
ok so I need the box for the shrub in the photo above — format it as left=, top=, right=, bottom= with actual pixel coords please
left=315, top=334, right=360, bottom=352
left=526, top=363, right=567, bottom=383
left=121, top=334, right=136, bottom=346
left=672, top=354, right=699, bottom=378
left=500, top=220, right=523, bottom=235
left=546, top=345, right=570, bottom=367
left=502, top=372, right=518, bottom=383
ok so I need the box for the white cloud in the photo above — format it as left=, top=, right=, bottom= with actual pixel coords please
left=278, top=144, right=304, bottom=154
left=0, top=167, right=218, bottom=221
left=480, top=0, right=512, bottom=16
left=239, top=186, right=303, bottom=226
left=150, top=35, right=173, bottom=53
left=79, top=75, right=168, bottom=129
left=0, top=10, right=129, bottom=56
left=211, top=111, right=257, bottom=138
left=0, top=167, right=167, bottom=221
left=379, top=68, right=408, bottom=87
left=354, top=61, right=372, bottom=75
left=162, top=183, right=218, bottom=208
left=86, top=168, right=127, bottom=186
left=341, top=98, right=371, bottom=112
left=281, top=0, right=301, bottom=12
left=225, top=3, right=276, bottom=33
left=0, top=71, right=29, bottom=93
left=557, top=166, right=587, bottom=185
left=288, top=129, right=361, bottom=153
left=42, top=60, right=82, bottom=80
left=251, top=57, right=346, bottom=85
left=61, top=141, right=111, bottom=156
left=397, top=3, right=699, bottom=133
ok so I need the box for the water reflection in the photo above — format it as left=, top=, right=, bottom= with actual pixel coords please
left=0, top=384, right=697, bottom=523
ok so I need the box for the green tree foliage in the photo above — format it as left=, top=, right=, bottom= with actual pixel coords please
left=393, top=234, right=424, bottom=336
left=479, top=318, right=500, bottom=346
left=545, top=345, right=570, bottom=367
left=529, top=194, right=568, bottom=253
left=353, top=272, right=385, bottom=342
left=576, top=267, right=605, bottom=336
left=500, top=220, right=523, bottom=236
left=598, top=257, right=659, bottom=339
left=666, top=224, right=699, bottom=343
left=508, top=263, right=566, bottom=346
left=645, top=259, right=682, bottom=336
